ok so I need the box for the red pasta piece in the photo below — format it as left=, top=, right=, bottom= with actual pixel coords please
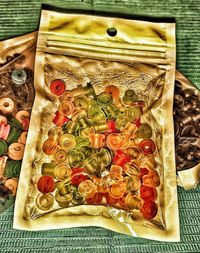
left=105, top=192, right=118, bottom=205
left=50, top=79, right=66, bottom=96
left=86, top=192, right=104, bottom=204
left=107, top=120, right=117, bottom=133
left=22, top=118, right=30, bottom=131
left=37, top=175, right=54, bottom=193
left=133, top=117, right=141, bottom=128
left=105, top=85, right=120, bottom=99
left=139, top=139, right=156, bottom=155
left=113, top=150, right=131, bottom=167
left=140, top=201, right=158, bottom=220
left=139, top=167, right=149, bottom=179
left=71, top=167, right=88, bottom=185
left=140, top=185, right=157, bottom=202
left=52, top=111, right=70, bottom=127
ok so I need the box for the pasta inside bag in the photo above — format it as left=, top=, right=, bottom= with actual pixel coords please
left=174, top=71, right=200, bottom=190
left=14, top=7, right=180, bottom=241
left=0, top=32, right=36, bottom=213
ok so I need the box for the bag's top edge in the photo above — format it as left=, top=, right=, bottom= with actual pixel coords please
left=42, top=4, right=175, bottom=23
left=0, top=31, right=37, bottom=42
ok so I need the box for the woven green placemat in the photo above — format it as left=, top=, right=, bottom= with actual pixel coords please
left=0, top=1, right=200, bottom=252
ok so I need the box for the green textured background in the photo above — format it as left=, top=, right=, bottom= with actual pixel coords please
left=0, top=1, right=200, bottom=252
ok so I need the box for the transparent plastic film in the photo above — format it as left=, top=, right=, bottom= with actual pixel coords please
left=14, top=7, right=179, bottom=241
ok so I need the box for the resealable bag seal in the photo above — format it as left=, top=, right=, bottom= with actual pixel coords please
left=14, top=7, right=180, bottom=241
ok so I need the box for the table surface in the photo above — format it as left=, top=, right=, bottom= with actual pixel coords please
left=0, top=1, right=200, bottom=252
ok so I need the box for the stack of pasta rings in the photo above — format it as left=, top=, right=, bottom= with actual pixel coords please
left=0, top=68, right=31, bottom=211
left=36, top=80, right=160, bottom=221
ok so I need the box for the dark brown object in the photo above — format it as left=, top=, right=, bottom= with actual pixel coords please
left=174, top=80, right=200, bottom=171
left=0, top=185, right=11, bottom=203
